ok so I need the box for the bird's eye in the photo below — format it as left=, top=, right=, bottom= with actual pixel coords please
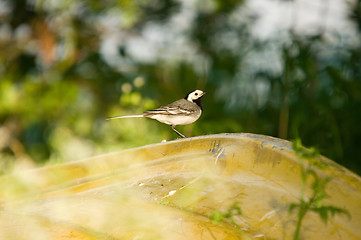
left=195, top=93, right=198, bottom=96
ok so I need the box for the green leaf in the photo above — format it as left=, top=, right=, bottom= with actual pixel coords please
left=312, top=206, right=329, bottom=223
left=210, top=210, right=225, bottom=224
left=228, top=202, right=242, bottom=216
left=311, top=206, right=351, bottom=224
left=292, top=139, right=319, bottom=159
left=289, top=203, right=299, bottom=213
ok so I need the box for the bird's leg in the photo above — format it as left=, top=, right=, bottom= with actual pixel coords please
left=171, top=125, right=186, bottom=138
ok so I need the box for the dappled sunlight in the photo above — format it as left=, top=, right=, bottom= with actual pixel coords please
left=0, top=134, right=360, bottom=239
left=0, top=1, right=361, bottom=238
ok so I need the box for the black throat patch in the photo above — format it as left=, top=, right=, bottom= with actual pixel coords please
left=193, top=98, right=203, bottom=111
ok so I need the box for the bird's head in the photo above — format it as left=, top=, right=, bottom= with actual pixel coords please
left=185, top=90, right=206, bottom=102
left=185, top=90, right=206, bottom=110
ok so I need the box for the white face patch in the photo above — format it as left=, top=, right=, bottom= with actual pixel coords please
left=187, top=90, right=204, bottom=102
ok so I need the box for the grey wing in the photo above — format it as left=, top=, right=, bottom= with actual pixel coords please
left=144, top=100, right=194, bottom=116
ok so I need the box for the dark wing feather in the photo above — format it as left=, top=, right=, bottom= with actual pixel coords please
left=143, top=99, right=195, bottom=116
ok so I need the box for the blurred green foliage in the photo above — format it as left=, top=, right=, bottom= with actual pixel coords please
left=0, top=0, right=360, bottom=175
left=290, top=139, right=350, bottom=240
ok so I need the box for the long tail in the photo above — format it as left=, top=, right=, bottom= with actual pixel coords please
left=106, top=114, right=144, bottom=120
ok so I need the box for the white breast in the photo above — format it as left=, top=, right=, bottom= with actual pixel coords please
left=149, top=111, right=201, bottom=126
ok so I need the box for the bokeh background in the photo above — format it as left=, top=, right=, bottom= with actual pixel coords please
left=0, top=0, right=360, bottom=175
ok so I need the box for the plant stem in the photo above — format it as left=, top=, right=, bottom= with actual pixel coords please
left=294, top=209, right=305, bottom=240
left=294, top=197, right=313, bottom=240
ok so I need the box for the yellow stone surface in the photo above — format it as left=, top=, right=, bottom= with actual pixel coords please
left=0, top=133, right=360, bottom=239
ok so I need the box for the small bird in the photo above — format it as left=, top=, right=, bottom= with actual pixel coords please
left=107, top=90, right=206, bottom=138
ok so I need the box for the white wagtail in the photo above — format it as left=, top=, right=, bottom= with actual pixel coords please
left=107, top=90, right=206, bottom=138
